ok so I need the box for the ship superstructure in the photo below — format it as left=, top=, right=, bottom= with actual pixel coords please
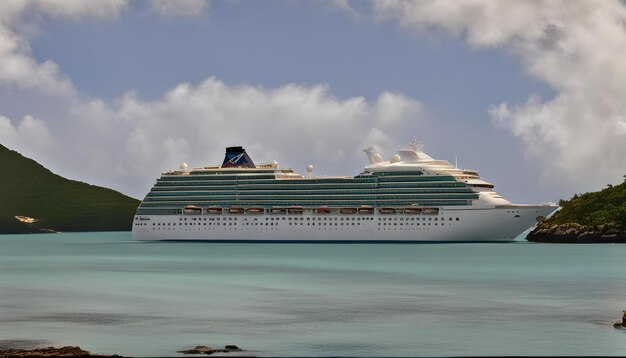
left=132, top=144, right=557, bottom=241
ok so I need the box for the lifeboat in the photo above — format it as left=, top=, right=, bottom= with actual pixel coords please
left=206, top=206, right=223, bottom=214
left=378, top=207, right=396, bottom=214
left=287, top=206, right=304, bottom=214
left=247, top=207, right=264, bottom=214
left=423, top=208, right=439, bottom=215
left=183, top=205, right=202, bottom=215
left=270, top=207, right=287, bottom=214
left=358, top=206, right=374, bottom=214
left=339, top=207, right=357, bottom=214
left=315, top=206, right=332, bottom=214
left=228, top=206, right=244, bottom=214
left=404, top=207, right=422, bottom=214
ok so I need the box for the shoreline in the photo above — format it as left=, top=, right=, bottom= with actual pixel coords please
left=0, top=344, right=246, bottom=358
left=0, top=346, right=122, bottom=358
left=527, top=223, right=626, bottom=243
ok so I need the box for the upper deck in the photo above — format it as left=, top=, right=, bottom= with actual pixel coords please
left=136, top=144, right=508, bottom=215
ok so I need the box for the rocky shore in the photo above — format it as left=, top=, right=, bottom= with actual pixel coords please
left=0, top=344, right=247, bottom=358
left=526, top=223, right=626, bottom=243
left=178, top=345, right=243, bottom=355
left=0, top=346, right=122, bottom=358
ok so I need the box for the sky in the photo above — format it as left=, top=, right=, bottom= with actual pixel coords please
left=1, top=0, right=625, bottom=204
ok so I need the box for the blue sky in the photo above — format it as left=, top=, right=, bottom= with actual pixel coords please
left=1, top=0, right=625, bottom=203
left=31, top=1, right=551, bottom=103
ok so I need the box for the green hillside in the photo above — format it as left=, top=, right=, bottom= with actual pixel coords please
left=541, top=177, right=626, bottom=230
left=527, top=176, right=626, bottom=243
left=0, top=144, right=140, bottom=234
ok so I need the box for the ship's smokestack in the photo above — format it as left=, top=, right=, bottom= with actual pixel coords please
left=221, top=146, right=256, bottom=168
left=363, top=146, right=383, bottom=165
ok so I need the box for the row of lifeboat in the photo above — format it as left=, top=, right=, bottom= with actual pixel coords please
left=182, top=205, right=439, bottom=215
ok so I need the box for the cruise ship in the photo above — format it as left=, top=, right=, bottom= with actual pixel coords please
left=132, top=142, right=558, bottom=241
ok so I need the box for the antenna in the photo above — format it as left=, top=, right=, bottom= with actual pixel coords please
left=408, top=137, right=424, bottom=152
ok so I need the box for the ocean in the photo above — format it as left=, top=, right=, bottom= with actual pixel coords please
left=1, top=232, right=625, bottom=356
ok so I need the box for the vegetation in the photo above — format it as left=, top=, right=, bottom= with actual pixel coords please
left=0, top=144, right=140, bottom=234
left=539, top=176, right=626, bottom=230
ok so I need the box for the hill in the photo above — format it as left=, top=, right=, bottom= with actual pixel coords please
left=0, top=144, right=140, bottom=234
left=527, top=177, right=626, bottom=243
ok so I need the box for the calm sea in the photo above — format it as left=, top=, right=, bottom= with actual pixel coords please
left=0, top=232, right=625, bottom=357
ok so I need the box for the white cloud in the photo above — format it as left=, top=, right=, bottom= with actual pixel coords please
left=374, top=0, right=626, bottom=190
left=0, top=24, right=74, bottom=95
left=0, top=114, right=55, bottom=158
left=1, top=76, right=423, bottom=198
left=150, top=0, right=210, bottom=17
left=63, top=78, right=422, bottom=195
left=0, top=0, right=128, bottom=96
left=29, top=0, right=128, bottom=20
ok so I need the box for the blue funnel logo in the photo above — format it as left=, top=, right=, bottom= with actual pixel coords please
left=221, top=146, right=255, bottom=168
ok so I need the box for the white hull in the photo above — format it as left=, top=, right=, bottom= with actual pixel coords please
left=132, top=205, right=555, bottom=242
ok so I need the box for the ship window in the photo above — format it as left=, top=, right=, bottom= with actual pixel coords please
left=456, top=217, right=460, bottom=221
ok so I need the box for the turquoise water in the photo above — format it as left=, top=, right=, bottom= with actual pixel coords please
left=1, top=232, right=625, bottom=357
